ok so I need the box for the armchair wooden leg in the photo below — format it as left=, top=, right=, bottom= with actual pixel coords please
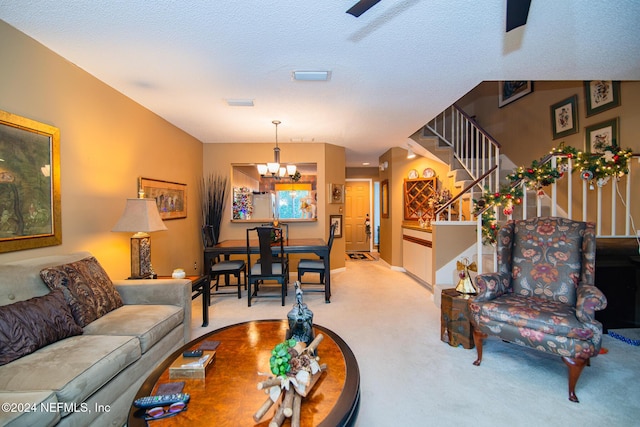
left=472, top=329, right=487, bottom=366
left=562, top=356, right=588, bottom=403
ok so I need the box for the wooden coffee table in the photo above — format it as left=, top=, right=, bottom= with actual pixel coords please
left=128, top=320, right=360, bottom=426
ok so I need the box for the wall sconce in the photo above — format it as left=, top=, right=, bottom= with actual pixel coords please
left=407, top=145, right=416, bottom=159
left=379, top=161, right=389, bottom=171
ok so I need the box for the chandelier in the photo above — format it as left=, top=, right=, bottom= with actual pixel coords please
left=257, top=120, right=297, bottom=179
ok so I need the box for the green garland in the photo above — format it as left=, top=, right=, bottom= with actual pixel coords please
left=475, top=142, right=633, bottom=244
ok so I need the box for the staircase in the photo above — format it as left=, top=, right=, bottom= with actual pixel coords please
left=413, top=104, right=640, bottom=283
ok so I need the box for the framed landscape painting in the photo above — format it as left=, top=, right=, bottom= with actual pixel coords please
left=0, top=110, right=61, bottom=253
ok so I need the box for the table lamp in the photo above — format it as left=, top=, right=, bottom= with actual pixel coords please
left=112, top=198, right=167, bottom=279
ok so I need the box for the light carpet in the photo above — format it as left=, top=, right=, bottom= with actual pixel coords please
left=190, top=258, right=640, bottom=427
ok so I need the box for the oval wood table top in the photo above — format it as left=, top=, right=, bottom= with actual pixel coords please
left=128, top=320, right=360, bottom=427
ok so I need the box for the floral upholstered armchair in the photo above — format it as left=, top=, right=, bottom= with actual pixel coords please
left=468, top=217, right=607, bottom=402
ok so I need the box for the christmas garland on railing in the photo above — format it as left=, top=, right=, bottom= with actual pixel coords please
left=474, top=142, right=634, bottom=245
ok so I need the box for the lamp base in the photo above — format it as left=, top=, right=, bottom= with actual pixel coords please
left=130, top=234, right=153, bottom=279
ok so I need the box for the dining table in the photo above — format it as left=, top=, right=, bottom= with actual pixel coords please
left=204, top=237, right=332, bottom=302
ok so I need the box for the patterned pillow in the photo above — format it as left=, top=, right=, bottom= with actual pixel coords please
left=0, top=288, right=83, bottom=366
left=40, top=256, right=123, bottom=327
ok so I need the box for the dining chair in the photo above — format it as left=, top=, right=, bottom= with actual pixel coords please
left=203, top=225, right=246, bottom=300
left=297, top=222, right=335, bottom=301
left=246, top=226, right=289, bottom=307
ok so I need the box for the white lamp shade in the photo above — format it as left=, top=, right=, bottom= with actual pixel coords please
left=112, top=198, right=168, bottom=233
left=286, top=164, right=297, bottom=176
left=267, top=162, right=280, bottom=174
left=257, top=164, right=268, bottom=175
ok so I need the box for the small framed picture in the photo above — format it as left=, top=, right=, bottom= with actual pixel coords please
left=381, top=180, right=389, bottom=218
left=330, top=215, right=343, bottom=238
left=329, top=183, right=344, bottom=204
left=585, top=118, right=619, bottom=153
left=550, top=95, right=579, bottom=140
left=498, top=81, right=533, bottom=107
left=584, top=81, right=620, bottom=117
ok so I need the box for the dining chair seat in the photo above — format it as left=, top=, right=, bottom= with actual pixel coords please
left=297, top=223, right=336, bottom=302
left=210, top=259, right=246, bottom=300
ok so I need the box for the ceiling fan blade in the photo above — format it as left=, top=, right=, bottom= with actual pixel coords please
left=346, top=0, right=382, bottom=17
left=506, top=0, right=532, bottom=32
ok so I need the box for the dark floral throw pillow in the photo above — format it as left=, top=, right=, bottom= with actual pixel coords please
left=40, top=256, right=123, bottom=327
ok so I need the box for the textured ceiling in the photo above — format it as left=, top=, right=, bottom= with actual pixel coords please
left=2, top=1, right=640, bottom=166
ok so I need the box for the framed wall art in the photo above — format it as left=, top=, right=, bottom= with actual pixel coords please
left=139, top=177, right=187, bottom=219
left=381, top=179, right=389, bottom=218
left=584, top=80, right=620, bottom=117
left=498, top=81, right=533, bottom=107
left=330, top=214, right=343, bottom=238
left=585, top=118, right=619, bottom=153
left=329, top=183, right=344, bottom=204
left=0, top=110, right=61, bottom=253
left=550, top=95, right=579, bottom=139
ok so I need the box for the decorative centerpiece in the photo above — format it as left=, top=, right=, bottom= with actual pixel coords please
left=253, top=283, right=327, bottom=426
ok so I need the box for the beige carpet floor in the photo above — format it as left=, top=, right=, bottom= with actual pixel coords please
left=190, top=257, right=640, bottom=426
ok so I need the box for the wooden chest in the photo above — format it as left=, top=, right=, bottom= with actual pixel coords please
left=440, top=288, right=474, bottom=349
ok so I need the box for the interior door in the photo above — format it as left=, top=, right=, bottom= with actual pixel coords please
left=345, top=180, right=371, bottom=252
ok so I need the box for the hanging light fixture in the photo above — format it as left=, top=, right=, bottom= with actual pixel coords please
left=257, top=120, right=297, bottom=179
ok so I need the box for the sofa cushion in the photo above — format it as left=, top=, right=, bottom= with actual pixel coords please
left=0, top=334, right=140, bottom=416
left=82, top=304, right=183, bottom=353
left=0, top=288, right=83, bottom=366
left=0, top=391, right=60, bottom=427
left=40, top=256, right=123, bottom=327
left=0, top=252, right=93, bottom=307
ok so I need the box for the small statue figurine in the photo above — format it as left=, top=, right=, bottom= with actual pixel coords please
left=286, top=282, right=315, bottom=347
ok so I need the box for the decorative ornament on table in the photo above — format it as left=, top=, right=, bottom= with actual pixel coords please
left=286, top=282, right=314, bottom=347
left=455, top=257, right=478, bottom=294
left=253, top=285, right=327, bottom=426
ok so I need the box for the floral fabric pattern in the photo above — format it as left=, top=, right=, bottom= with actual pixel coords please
left=469, top=217, right=607, bottom=360
left=511, top=217, right=586, bottom=305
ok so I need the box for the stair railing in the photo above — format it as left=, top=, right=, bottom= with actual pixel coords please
left=425, top=104, right=501, bottom=192
left=474, top=152, right=640, bottom=273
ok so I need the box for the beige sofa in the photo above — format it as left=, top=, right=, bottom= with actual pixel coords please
left=0, top=252, right=192, bottom=427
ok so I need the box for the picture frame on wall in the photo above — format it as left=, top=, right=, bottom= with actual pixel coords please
left=139, top=177, right=187, bottom=219
left=329, top=183, right=344, bottom=204
left=0, top=110, right=61, bottom=253
left=550, top=95, right=579, bottom=140
left=381, top=179, right=389, bottom=218
left=498, top=81, right=533, bottom=107
left=585, top=118, right=619, bottom=153
left=329, top=215, right=343, bottom=238
left=584, top=80, right=620, bottom=117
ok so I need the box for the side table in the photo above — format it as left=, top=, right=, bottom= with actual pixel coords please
left=157, top=275, right=210, bottom=327
left=440, top=288, right=474, bottom=349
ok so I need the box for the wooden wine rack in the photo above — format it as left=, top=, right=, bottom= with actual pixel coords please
left=404, top=178, right=437, bottom=220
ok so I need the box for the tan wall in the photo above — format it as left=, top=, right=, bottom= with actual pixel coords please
left=378, top=146, right=453, bottom=267
left=458, top=81, right=640, bottom=167
left=0, top=21, right=204, bottom=279
left=202, top=142, right=346, bottom=270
